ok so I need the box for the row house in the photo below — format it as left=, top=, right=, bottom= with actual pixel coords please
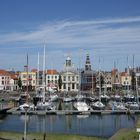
left=96, top=71, right=112, bottom=91
left=9, top=73, right=18, bottom=91
left=46, top=69, right=59, bottom=91
left=20, top=70, right=36, bottom=91
left=0, top=70, right=18, bottom=91
left=120, top=72, right=132, bottom=90
left=0, top=70, right=11, bottom=91
left=111, top=69, right=121, bottom=89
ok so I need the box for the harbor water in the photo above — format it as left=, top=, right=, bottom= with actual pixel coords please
left=0, top=114, right=138, bottom=138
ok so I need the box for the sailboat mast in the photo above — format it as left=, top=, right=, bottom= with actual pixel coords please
left=42, top=45, right=46, bottom=103
left=26, top=54, right=29, bottom=103
left=99, top=57, right=101, bottom=102
left=37, top=52, right=40, bottom=93
left=126, top=56, right=129, bottom=92
left=136, top=76, right=139, bottom=104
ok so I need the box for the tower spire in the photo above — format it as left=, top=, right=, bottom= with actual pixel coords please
left=85, top=53, right=91, bottom=71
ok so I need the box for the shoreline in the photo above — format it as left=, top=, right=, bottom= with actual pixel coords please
left=0, top=131, right=107, bottom=140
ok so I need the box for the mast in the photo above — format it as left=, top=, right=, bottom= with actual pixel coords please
left=99, top=57, right=101, bottom=102
left=126, top=56, right=129, bottom=93
left=78, top=50, right=82, bottom=94
left=36, top=52, right=40, bottom=94
left=42, top=45, right=46, bottom=103
left=136, top=75, right=139, bottom=104
left=26, top=54, right=29, bottom=103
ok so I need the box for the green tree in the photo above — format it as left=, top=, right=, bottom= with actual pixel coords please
left=17, top=77, right=22, bottom=91
left=58, top=75, right=62, bottom=90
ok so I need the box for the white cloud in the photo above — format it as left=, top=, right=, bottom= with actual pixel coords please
left=0, top=16, right=140, bottom=70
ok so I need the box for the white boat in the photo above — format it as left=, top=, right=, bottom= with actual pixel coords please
left=75, top=94, right=85, bottom=101
left=91, top=101, right=105, bottom=110
left=124, top=94, right=135, bottom=102
left=36, top=101, right=56, bottom=110
left=126, top=102, right=139, bottom=110
left=114, top=94, right=121, bottom=101
left=109, top=101, right=127, bottom=110
left=101, top=94, right=110, bottom=102
left=49, top=93, right=58, bottom=102
left=73, top=101, right=90, bottom=111
left=36, top=46, right=56, bottom=111
left=63, top=96, right=73, bottom=102
left=18, top=103, right=33, bottom=111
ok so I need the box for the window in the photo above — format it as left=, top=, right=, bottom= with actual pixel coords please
left=68, top=76, right=70, bottom=81
left=63, top=76, right=66, bottom=81
left=52, top=76, right=53, bottom=79
left=29, top=74, right=32, bottom=79
left=72, top=76, right=74, bottom=81
left=72, top=83, right=75, bottom=89
left=63, top=83, right=66, bottom=89
left=23, top=74, right=26, bottom=78
left=2, top=81, right=4, bottom=85
left=125, top=77, right=128, bottom=80
left=55, top=76, right=57, bottom=79
left=48, top=76, right=50, bottom=79
left=124, top=81, right=126, bottom=85
left=77, top=76, right=78, bottom=81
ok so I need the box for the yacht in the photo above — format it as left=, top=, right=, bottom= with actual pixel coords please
left=101, top=94, right=110, bottom=102
left=73, top=101, right=90, bottom=111
left=91, top=101, right=105, bottom=110
left=109, top=101, right=127, bottom=110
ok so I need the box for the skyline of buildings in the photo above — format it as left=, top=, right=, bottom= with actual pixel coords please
left=0, top=54, right=140, bottom=92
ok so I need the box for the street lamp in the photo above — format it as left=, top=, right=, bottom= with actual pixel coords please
left=23, top=104, right=29, bottom=140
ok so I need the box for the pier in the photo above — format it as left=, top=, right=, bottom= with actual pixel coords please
left=5, top=107, right=140, bottom=115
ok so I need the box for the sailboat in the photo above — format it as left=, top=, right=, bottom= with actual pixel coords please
left=18, top=54, right=33, bottom=111
left=126, top=68, right=139, bottom=110
left=91, top=60, right=105, bottom=110
left=73, top=53, right=90, bottom=111
left=36, top=45, right=56, bottom=111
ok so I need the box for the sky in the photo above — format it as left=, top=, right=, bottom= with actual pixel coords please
left=0, top=0, right=140, bottom=72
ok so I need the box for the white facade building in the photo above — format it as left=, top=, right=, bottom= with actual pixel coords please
left=0, top=70, right=11, bottom=91
left=46, top=69, right=59, bottom=91
left=60, top=56, right=79, bottom=92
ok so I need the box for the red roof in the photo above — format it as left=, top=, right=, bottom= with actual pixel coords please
left=46, top=69, right=58, bottom=75
left=31, top=69, right=37, bottom=72
left=10, top=74, right=18, bottom=80
left=0, top=70, right=10, bottom=76
left=121, top=72, right=127, bottom=76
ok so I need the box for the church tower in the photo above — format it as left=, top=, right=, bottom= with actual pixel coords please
left=85, top=53, right=92, bottom=71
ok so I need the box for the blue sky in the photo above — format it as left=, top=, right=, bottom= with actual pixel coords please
left=0, top=0, right=140, bottom=71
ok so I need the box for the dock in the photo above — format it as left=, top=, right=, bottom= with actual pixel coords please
left=5, top=107, right=140, bottom=115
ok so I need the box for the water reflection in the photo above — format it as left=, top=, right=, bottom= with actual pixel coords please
left=0, top=114, right=138, bottom=138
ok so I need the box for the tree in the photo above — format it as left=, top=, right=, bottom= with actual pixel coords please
left=17, top=77, right=22, bottom=91
left=131, top=71, right=136, bottom=90
left=58, top=75, right=62, bottom=90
